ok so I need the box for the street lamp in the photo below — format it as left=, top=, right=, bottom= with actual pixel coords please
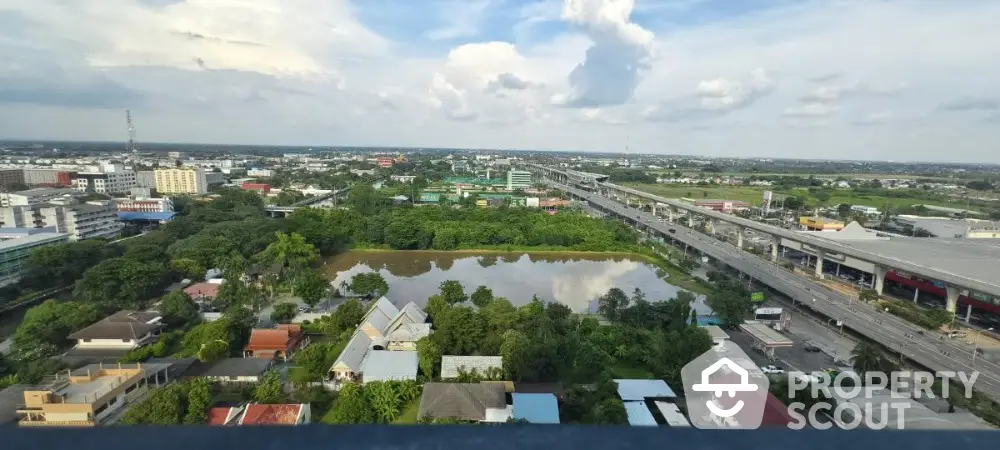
left=973, top=327, right=995, bottom=366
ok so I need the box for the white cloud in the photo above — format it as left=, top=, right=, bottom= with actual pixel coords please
left=1, top=0, right=1000, bottom=161
left=560, top=0, right=655, bottom=107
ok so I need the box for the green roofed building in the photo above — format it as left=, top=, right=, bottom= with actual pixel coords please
left=419, top=192, right=441, bottom=203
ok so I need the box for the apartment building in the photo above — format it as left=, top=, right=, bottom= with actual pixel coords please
left=23, top=169, right=74, bottom=187
left=247, top=168, right=273, bottom=177
left=136, top=171, right=156, bottom=189
left=73, top=172, right=137, bottom=195
left=0, top=232, right=70, bottom=287
left=506, top=169, right=533, bottom=190
left=16, top=362, right=173, bottom=427
left=155, top=168, right=208, bottom=194
left=0, top=187, right=77, bottom=207
left=0, top=168, right=25, bottom=189
left=0, top=202, right=122, bottom=240
left=115, top=197, right=173, bottom=213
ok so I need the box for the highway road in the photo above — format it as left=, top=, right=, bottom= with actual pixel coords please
left=548, top=180, right=1000, bottom=403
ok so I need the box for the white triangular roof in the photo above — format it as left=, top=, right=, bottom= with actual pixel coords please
left=330, top=330, right=373, bottom=373
left=359, top=297, right=399, bottom=336
left=386, top=302, right=427, bottom=334
left=388, top=323, right=432, bottom=342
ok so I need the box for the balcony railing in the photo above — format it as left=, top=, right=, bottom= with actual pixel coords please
left=17, top=419, right=95, bottom=427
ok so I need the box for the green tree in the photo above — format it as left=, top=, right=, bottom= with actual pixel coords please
left=590, top=398, right=628, bottom=424
left=74, top=258, right=168, bottom=310
left=293, top=341, right=333, bottom=379
left=270, top=302, right=298, bottom=324
left=10, top=300, right=102, bottom=362
left=706, top=283, right=753, bottom=329
left=423, top=294, right=448, bottom=319
left=183, top=379, right=214, bottom=424
left=295, top=269, right=329, bottom=308
left=597, top=288, right=630, bottom=323
left=416, top=337, right=441, bottom=379
left=851, top=342, right=885, bottom=379
left=197, top=339, right=230, bottom=363
left=120, top=384, right=185, bottom=425
left=170, top=258, right=206, bottom=281
left=858, top=289, right=880, bottom=303
left=365, top=381, right=404, bottom=423
left=159, top=291, right=200, bottom=329
left=470, top=285, right=494, bottom=308
left=439, top=280, right=468, bottom=305
left=326, top=382, right=375, bottom=423
left=432, top=306, right=484, bottom=355
left=258, top=231, right=319, bottom=277
left=349, top=272, right=389, bottom=299
left=323, top=299, right=364, bottom=334
left=500, top=329, right=530, bottom=381
left=253, top=371, right=285, bottom=404
left=837, top=203, right=852, bottom=219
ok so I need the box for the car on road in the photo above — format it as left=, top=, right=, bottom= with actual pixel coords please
left=669, top=228, right=676, bottom=233
left=804, top=344, right=822, bottom=352
left=761, top=365, right=784, bottom=374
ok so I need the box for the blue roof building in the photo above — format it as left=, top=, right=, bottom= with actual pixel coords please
left=115, top=211, right=177, bottom=222
left=623, top=401, right=657, bottom=426
left=614, top=379, right=677, bottom=401
left=512, top=393, right=559, bottom=424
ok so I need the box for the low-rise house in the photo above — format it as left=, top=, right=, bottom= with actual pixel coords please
left=183, top=282, right=221, bottom=302
left=440, top=355, right=503, bottom=379
left=242, top=263, right=282, bottom=287
left=387, top=323, right=431, bottom=350
left=358, top=297, right=399, bottom=339
left=68, top=311, right=164, bottom=350
left=417, top=383, right=508, bottom=423
left=360, top=350, right=418, bottom=383
left=15, top=362, right=173, bottom=427
left=243, top=324, right=307, bottom=361
left=196, top=358, right=272, bottom=384
left=329, top=330, right=372, bottom=381
left=208, top=403, right=310, bottom=426
left=512, top=393, right=560, bottom=424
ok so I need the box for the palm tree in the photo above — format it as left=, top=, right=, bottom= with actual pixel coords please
left=850, top=342, right=884, bottom=379
left=259, top=232, right=319, bottom=275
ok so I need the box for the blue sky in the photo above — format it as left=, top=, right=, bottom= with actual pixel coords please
left=1, top=0, right=999, bottom=161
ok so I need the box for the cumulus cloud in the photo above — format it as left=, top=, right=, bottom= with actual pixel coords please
left=560, top=0, right=654, bottom=107
left=486, top=73, right=541, bottom=92
left=783, top=102, right=838, bottom=118
left=643, top=68, right=773, bottom=121
left=851, top=111, right=893, bottom=126
left=799, top=81, right=906, bottom=103
left=939, top=97, right=1000, bottom=112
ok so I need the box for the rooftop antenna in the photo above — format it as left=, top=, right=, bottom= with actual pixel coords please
left=126, top=109, right=138, bottom=169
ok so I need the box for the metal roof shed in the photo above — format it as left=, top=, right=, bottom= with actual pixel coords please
left=623, top=401, right=657, bottom=426
left=614, top=379, right=677, bottom=401
left=512, top=393, right=560, bottom=424
left=361, top=350, right=418, bottom=383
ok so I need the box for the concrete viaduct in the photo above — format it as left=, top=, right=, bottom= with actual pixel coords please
left=525, top=163, right=999, bottom=315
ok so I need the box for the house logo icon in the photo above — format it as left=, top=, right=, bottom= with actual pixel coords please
left=681, top=341, right=770, bottom=429
left=691, top=357, right=759, bottom=418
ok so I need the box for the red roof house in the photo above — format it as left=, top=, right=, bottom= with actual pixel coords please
left=207, top=407, right=240, bottom=426
left=239, top=403, right=311, bottom=425
left=184, top=282, right=221, bottom=301
left=244, top=324, right=307, bottom=361
left=241, top=183, right=272, bottom=194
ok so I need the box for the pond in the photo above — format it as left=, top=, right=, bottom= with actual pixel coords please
left=322, top=251, right=711, bottom=315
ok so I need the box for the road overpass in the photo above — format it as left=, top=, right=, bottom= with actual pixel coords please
left=541, top=178, right=1000, bottom=403
left=526, top=163, right=1000, bottom=314
left=264, top=187, right=349, bottom=217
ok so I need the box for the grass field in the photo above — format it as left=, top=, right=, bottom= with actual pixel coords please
left=623, top=183, right=986, bottom=212
left=393, top=398, right=422, bottom=424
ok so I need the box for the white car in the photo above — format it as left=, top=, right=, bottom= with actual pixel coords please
left=760, top=365, right=784, bottom=374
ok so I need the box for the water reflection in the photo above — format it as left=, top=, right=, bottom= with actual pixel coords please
left=323, top=251, right=710, bottom=314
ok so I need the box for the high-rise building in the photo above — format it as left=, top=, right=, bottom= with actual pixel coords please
left=0, top=188, right=77, bottom=207
left=506, top=170, right=533, bottom=190
left=0, top=202, right=122, bottom=240
left=154, top=167, right=208, bottom=194
left=73, top=171, right=137, bottom=194
left=0, top=169, right=25, bottom=189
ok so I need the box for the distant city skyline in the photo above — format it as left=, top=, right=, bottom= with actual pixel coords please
left=1, top=1, right=999, bottom=162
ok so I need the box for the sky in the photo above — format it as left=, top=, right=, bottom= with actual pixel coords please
left=1, top=0, right=999, bottom=162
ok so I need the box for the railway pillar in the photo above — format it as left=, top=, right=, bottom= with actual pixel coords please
left=873, top=265, right=887, bottom=295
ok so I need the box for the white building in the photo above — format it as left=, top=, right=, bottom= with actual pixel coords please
left=850, top=205, right=880, bottom=216
left=506, top=169, right=533, bottom=190
left=68, top=311, right=164, bottom=350
left=116, top=197, right=174, bottom=213
left=0, top=187, right=77, bottom=207
left=390, top=175, right=417, bottom=183
left=73, top=171, right=137, bottom=194
left=247, top=168, right=273, bottom=177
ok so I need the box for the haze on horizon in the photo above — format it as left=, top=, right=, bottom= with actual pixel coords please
left=1, top=0, right=998, bottom=163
